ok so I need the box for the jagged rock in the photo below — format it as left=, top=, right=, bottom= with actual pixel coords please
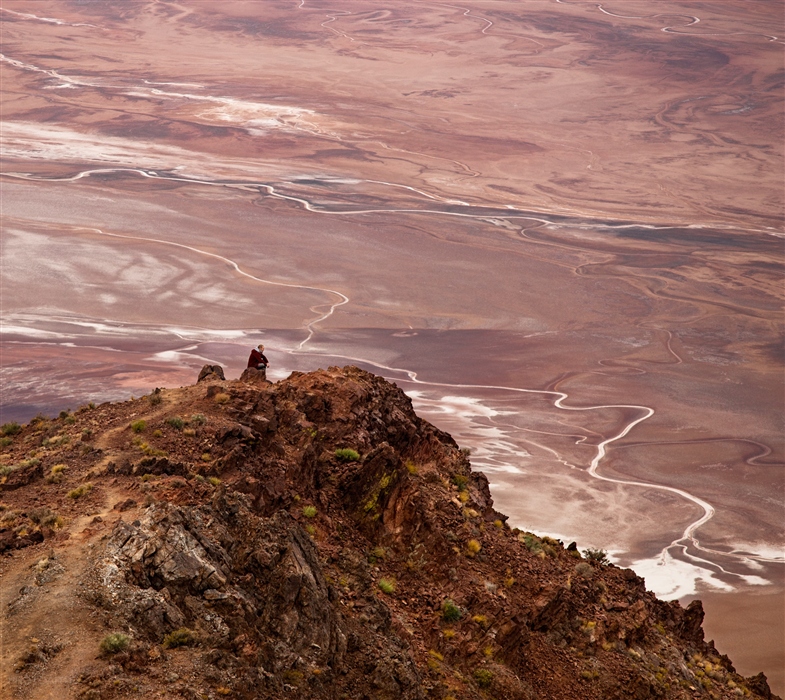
left=3, top=365, right=778, bottom=700
left=197, top=364, right=226, bottom=382
left=0, top=460, right=44, bottom=491
left=239, top=367, right=268, bottom=384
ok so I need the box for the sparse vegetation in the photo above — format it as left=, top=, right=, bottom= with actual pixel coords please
left=584, top=548, right=609, bottom=565
left=130, top=419, right=147, bottom=433
left=442, top=599, right=462, bottom=622
left=28, top=506, right=63, bottom=529
left=190, top=413, right=207, bottom=425
left=474, top=668, right=493, bottom=688
left=452, top=474, right=468, bottom=491
left=207, top=476, right=221, bottom=486
left=166, top=416, right=185, bottom=430
left=378, top=578, right=395, bottom=594
left=68, top=483, right=93, bottom=499
left=335, top=448, right=360, bottom=462
left=100, top=633, right=130, bottom=654
left=405, top=461, right=418, bottom=474
left=466, top=539, right=482, bottom=556
left=574, top=562, right=595, bottom=579
left=302, top=505, right=317, bottom=518
left=1, top=422, right=22, bottom=436
left=162, top=628, right=197, bottom=649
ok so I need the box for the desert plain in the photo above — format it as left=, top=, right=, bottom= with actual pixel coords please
left=0, top=0, right=783, bottom=692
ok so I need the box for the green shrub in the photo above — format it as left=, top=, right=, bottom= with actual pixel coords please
left=442, top=599, right=462, bottom=622
left=378, top=578, right=395, bottom=594
left=190, top=414, right=207, bottom=425
left=0, top=437, right=12, bottom=447
left=335, top=448, right=360, bottom=462
left=100, top=633, right=130, bottom=654
left=165, top=416, right=185, bottom=430
left=584, top=548, right=609, bottom=565
left=130, top=419, right=147, bottom=433
left=302, top=505, right=317, bottom=518
left=162, top=627, right=197, bottom=649
left=1, top=422, right=21, bottom=436
left=453, top=474, right=468, bottom=491
left=474, top=668, right=493, bottom=688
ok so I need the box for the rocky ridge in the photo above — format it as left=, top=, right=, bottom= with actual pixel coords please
left=0, top=366, right=778, bottom=700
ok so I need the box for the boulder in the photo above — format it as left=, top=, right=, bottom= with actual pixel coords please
left=197, top=364, right=226, bottom=382
left=240, top=367, right=268, bottom=385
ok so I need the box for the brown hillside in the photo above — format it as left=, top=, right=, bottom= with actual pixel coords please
left=0, top=366, right=778, bottom=700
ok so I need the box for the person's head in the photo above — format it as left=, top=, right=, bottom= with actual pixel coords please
left=257, top=344, right=264, bottom=351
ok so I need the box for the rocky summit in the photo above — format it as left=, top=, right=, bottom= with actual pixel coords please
left=0, top=367, right=778, bottom=700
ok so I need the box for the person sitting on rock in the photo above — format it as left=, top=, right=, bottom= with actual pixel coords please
left=247, top=344, right=269, bottom=371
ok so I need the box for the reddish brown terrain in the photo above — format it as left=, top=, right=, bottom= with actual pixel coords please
left=0, top=367, right=781, bottom=699
left=0, top=0, right=783, bottom=693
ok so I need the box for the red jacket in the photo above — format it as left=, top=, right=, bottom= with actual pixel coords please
left=247, top=349, right=269, bottom=368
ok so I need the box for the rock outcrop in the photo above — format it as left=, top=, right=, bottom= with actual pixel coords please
left=0, top=366, right=778, bottom=700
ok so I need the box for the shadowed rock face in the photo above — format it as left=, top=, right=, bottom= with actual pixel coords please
left=0, top=367, right=778, bottom=699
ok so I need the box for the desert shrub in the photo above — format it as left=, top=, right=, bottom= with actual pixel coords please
left=442, top=599, right=462, bottom=622
left=165, top=416, right=185, bottom=430
left=46, top=464, right=67, bottom=484
left=100, top=633, right=130, bottom=654
left=574, top=562, right=594, bottom=579
left=183, top=428, right=196, bottom=437
left=443, top=629, right=456, bottom=640
left=149, top=390, right=162, bottom=406
left=0, top=437, right=12, bottom=447
left=58, top=411, right=70, bottom=420
left=28, top=507, right=63, bottom=529
left=201, top=453, right=211, bottom=462
left=1, top=422, right=21, bottom=436
left=162, top=628, right=197, bottom=649
left=190, top=413, right=207, bottom=425
left=152, top=429, right=162, bottom=438
left=207, top=476, right=221, bottom=486
left=521, top=533, right=542, bottom=552
left=68, top=483, right=93, bottom=499
left=474, top=668, right=493, bottom=688
left=466, top=539, right=482, bottom=556
left=130, top=420, right=146, bottom=433
left=378, top=578, right=395, bottom=594
left=453, top=474, right=468, bottom=491
left=334, top=448, right=360, bottom=462
left=584, top=548, right=609, bottom=565
left=458, top=491, right=469, bottom=503
left=302, top=505, right=317, bottom=518
left=214, top=393, right=230, bottom=404
left=405, top=461, right=418, bottom=474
